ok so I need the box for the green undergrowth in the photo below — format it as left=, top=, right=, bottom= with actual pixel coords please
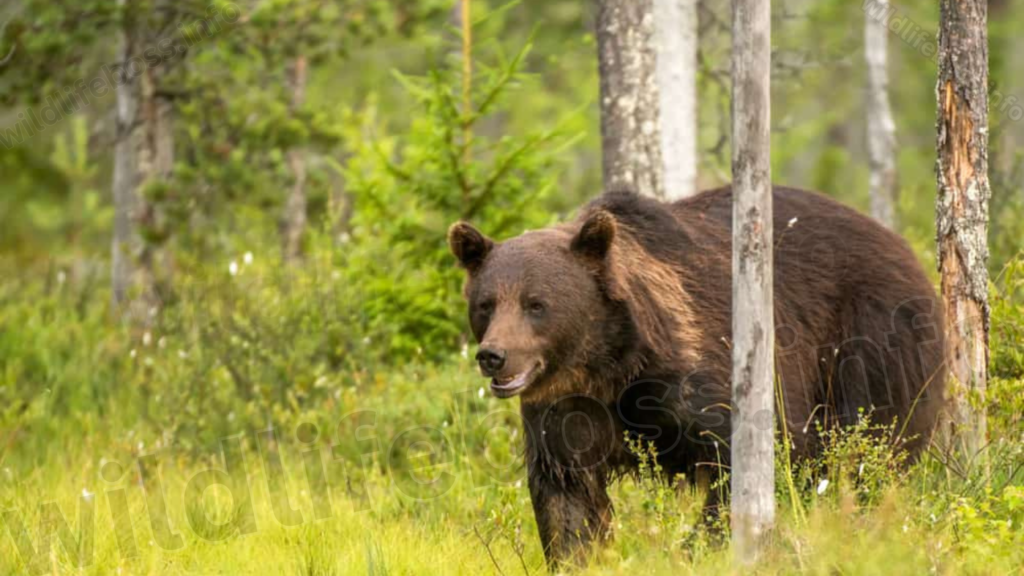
left=1, top=255, right=1022, bottom=575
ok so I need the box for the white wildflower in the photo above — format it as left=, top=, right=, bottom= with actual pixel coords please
left=142, top=331, right=152, bottom=346
left=229, top=260, right=239, bottom=276
left=816, top=479, right=830, bottom=495
left=81, top=488, right=94, bottom=502
left=130, top=348, right=137, bottom=359
left=243, top=251, right=253, bottom=265
left=478, top=387, right=485, bottom=399
left=57, top=271, right=67, bottom=284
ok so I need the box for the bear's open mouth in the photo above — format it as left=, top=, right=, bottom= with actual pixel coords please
left=490, top=362, right=543, bottom=398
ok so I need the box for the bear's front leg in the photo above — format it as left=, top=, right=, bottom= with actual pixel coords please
left=521, top=398, right=618, bottom=568
left=526, top=462, right=611, bottom=568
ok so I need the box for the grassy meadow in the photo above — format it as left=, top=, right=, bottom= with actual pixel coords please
left=1, top=251, right=1022, bottom=576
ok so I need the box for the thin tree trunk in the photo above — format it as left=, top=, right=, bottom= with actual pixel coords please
left=936, top=0, right=990, bottom=461
left=865, top=0, right=897, bottom=229
left=597, top=0, right=664, bottom=199
left=730, top=0, right=774, bottom=564
left=112, top=0, right=139, bottom=310
left=282, top=55, right=308, bottom=264
left=654, top=0, right=698, bottom=199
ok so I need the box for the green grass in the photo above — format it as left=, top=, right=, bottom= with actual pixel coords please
left=2, top=255, right=1022, bottom=575
left=2, top=359, right=1022, bottom=575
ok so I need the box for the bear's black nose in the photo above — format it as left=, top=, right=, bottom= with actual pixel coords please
left=476, top=347, right=507, bottom=375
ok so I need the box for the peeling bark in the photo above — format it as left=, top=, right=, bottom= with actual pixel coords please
left=597, top=0, right=664, bottom=199
left=730, top=0, right=774, bottom=563
left=865, top=0, right=897, bottom=229
left=654, top=0, right=699, bottom=199
left=936, top=0, right=990, bottom=459
left=282, top=55, right=308, bottom=264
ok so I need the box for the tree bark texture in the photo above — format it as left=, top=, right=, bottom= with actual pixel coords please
left=936, top=0, right=990, bottom=460
left=597, top=0, right=664, bottom=199
left=865, top=0, right=897, bottom=229
left=654, top=0, right=699, bottom=199
left=111, top=2, right=138, bottom=309
left=730, top=0, right=775, bottom=564
left=112, top=0, right=174, bottom=319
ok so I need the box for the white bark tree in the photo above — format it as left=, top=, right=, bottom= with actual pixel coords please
left=730, top=0, right=774, bottom=564
left=597, top=0, right=663, bottom=199
left=111, top=0, right=139, bottom=309
left=597, top=0, right=699, bottom=200
left=865, top=0, right=897, bottom=229
left=655, top=0, right=699, bottom=199
left=936, top=0, right=990, bottom=460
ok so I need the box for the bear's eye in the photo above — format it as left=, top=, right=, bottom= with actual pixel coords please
left=477, top=300, right=496, bottom=315
left=526, top=300, right=546, bottom=316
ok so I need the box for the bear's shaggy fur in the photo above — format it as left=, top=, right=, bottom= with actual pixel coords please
left=448, top=186, right=946, bottom=566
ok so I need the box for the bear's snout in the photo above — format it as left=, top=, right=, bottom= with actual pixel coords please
left=475, top=346, right=507, bottom=375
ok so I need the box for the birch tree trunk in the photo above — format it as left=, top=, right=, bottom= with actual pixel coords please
left=597, top=0, right=664, bottom=199
left=282, top=55, right=308, bottom=264
left=730, top=0, right=774, bottom=563
left=654, top=0, right=698, bottom=199
left=865, top=0, right=897, bottom=229
left=936, top=0, right=990, bottom=460
left=111, top=8, right=138, bottom=309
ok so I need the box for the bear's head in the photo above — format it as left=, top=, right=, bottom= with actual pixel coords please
left=447, top=211, right=628, bottom=401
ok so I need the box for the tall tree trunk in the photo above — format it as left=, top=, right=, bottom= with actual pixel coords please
left=654, top=0, right=698, bottom=199
left=936, top=0, right=990, bottom=460
left=597, top=0, right=664, bottom=199
left=112, top=0, right=170, bottom=319
left=730, top=0, right=774, bottom=563
left=282, top=55, right=308, bottom=264
left=111, top=0, right=158, bottom=316
left=111, top=9, right=138, bottom=309
left=864, top=0, right=897, bottom=229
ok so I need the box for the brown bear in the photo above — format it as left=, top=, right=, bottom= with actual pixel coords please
left=447, top=186, right=946, bottom=567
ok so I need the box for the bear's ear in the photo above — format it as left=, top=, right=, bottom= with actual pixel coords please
left=571, top=210, right=616, bottom=261
left=448, top=221, right=494, bottom=272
